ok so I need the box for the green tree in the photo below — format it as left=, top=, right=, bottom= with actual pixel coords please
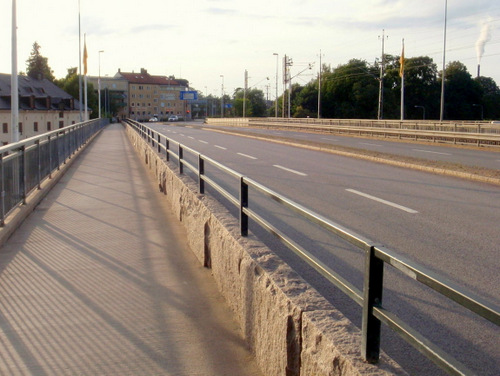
left=55, top=67, right=98, bottom=118
left=443, top=61, right=482, bottom=120
left=233, top=88, right=267, bottom=117
left=475, top=76, right=500, bottom=120
left=26, top=41, right=55, bottom=82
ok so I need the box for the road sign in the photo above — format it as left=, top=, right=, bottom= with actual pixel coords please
left=180, top=91, right=198, bottom=100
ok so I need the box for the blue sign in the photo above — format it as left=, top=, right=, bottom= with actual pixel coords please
left=180, top=91, right=198, bottom=100
left=225, top=104, right=232, bottom=108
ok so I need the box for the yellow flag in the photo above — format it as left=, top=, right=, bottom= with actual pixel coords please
left=399, top=43, right=404, bottom=78
left=83, top=37, right=88, bottom=75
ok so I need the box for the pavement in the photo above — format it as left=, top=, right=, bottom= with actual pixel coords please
left=0, top=123, right=262, bottom=375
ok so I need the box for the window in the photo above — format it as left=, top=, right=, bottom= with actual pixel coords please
left=2, top=123, right=7, bottom=133
left=131, top=102, right=135, bottom=107
left=59, top=111, right=64, bottom=118
left=19, top=123, right=23, bottom=134
left=47, top=121, right=51, bottom=131
left=59, top=121, right=64, bottom=128
left=34, top=122, right=38, bottom=132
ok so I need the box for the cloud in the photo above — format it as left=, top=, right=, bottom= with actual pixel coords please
left=205, top=7, right=239, bottom=16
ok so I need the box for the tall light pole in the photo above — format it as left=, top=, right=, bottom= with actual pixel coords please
left=11, top=0, right=19, bottom=143
left=220, top=75, right=224, bottom=118
left=378, top=29, right=387, bottom=120
left=273, top=53, right=278, bottom=117
left=440, top=0, right=448, bottom=122
left=98, top=50, right=104, bottom=119
left=318, top=49, right=323, bottom=119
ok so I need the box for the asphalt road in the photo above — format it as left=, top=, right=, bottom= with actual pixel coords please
left=203, top=123, right=500, bottom=171
left=149, top=122, right=500, bottom=375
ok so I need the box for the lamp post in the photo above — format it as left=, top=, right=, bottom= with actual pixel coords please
left=472, top=104, right=483, bottom=120
left=98, top=50, right=104, bottom=119
left=415, top=105, right=425, bottom=120
left=440, top=0, right=448, bottom=122
left=273, top=53, right=278, bottom=117
left=220, top=75, right=224, bottom=118
left=11, top=0, right=19, bottom=143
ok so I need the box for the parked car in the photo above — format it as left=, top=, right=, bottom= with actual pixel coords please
left=148, top=116, right=158, bottom=122
left=168, top=115, right=178, bottom=121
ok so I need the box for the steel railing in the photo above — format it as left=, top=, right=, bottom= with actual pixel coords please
left=205, top=117, right=500, bottom=146
left=0, top=119, right=106, bottom=225
left=126, top=119, right=500, bottom=375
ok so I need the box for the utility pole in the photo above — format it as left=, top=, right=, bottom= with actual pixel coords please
left=243, top=69, right=248, bottom=118
left=378, top=29, right=387, bottom=120
left=317, top=49, right=323, bottom=119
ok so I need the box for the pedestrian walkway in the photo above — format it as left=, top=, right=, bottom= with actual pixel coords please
left=0, top=123, right=262, bottom=375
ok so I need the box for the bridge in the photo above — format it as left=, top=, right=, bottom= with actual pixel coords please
left=0, top=119, right=498, bottom=375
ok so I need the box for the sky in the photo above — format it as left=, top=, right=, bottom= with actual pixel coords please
left=1, top=0, right=499, bottom=100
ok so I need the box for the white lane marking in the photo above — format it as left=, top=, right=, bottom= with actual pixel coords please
left=180, top=133, right=185, bottom=136
left=215, top=145, right=227, bottom=150
left=413, top=149, right=452, bottom=156
left=199, top=140, right=209, bottom=144
left=360, top=142, right=382, bottom=147
left=346, top=189, right=419, bottom=214
left=188, top=136, right=195, bottom=140
left=273, top=165, right=308, bottom=176
left=237, top=152, right=257, bottom=160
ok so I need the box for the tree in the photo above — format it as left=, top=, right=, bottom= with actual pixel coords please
left=475, top=76, right=500, bottom=120
left=55, top=67, right=98, bottom=118
left=26, top=41, right=55, bottom=82
left=443, top=61, right=482, bottom=120
left=233, top=88, right=267, bottom=117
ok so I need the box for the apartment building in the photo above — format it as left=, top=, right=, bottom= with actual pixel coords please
left=114, top=68, right=191, bottom=121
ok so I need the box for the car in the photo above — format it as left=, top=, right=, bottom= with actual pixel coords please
left=148, top=117, right=158, bottom=122
left=168, top=115, right=178, bottom=122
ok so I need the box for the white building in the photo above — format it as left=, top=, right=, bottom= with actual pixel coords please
left=0, top=73, right=84, bottom=145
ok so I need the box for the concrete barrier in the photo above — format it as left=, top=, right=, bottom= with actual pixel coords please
left=125, top=125, right=407, bottom=376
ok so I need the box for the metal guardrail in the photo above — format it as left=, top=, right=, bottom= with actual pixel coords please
left=0, top=119, right=106, bottom=225
left=205, top=118, right=500, bottom=147
left=126, top=119, right=500, bottom=375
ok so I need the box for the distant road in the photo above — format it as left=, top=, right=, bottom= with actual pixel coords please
left=150, top=122, right=500, bottom=375
left=200, top=122, right=500, bottom=172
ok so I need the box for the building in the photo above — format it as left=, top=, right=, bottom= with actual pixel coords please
left=86, top=75, right=128, bottom=120
left=114, top=68, right=191, bottom=121
left=0, top=73, right=84, bottom=145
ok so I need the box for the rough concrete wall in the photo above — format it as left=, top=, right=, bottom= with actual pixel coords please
left=125, top=126, right=407, bottom=376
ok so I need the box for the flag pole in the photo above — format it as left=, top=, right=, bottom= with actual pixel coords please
left=400, top=38, right=405, bottom=121
left=78, top=0, right=83, bottom=122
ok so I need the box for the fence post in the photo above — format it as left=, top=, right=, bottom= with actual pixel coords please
left=198, top=154, right=205, bottom=194
left=179, top=145, right=184, bottom=174
left=157, top=134, right=161, bottom=153
left=361, top=245, right=384, bottom=363
left=240, top=177, right=248, bottom=236
left=0, top=154, right=4, bottom=227
left=166, top=139, right=170, bottom=162
left=21, top=146, right=27, bottom=205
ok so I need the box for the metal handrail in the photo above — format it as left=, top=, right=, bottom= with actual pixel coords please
left=0, top=119, right=105, bottom=225
left=205, top=118, right=500, bottom=146
left=125, top=119, right=500, bottom=375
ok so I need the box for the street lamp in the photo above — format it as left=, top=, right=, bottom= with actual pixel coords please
left=440, top=0, right=448, bottom=122
left=472, top=104, right=484, bottom=120
left=98, top=50, right=104, bottom=119
left=220, top=75, right=224, bottom=118
left=414, top=105, right=425, bottom=120
left=273, top=53, right=278, bottom=118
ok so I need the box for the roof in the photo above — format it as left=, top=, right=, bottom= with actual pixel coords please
left=115, top=70, right=189, bottom=87
left=0, top=73, right=83, bottom=111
